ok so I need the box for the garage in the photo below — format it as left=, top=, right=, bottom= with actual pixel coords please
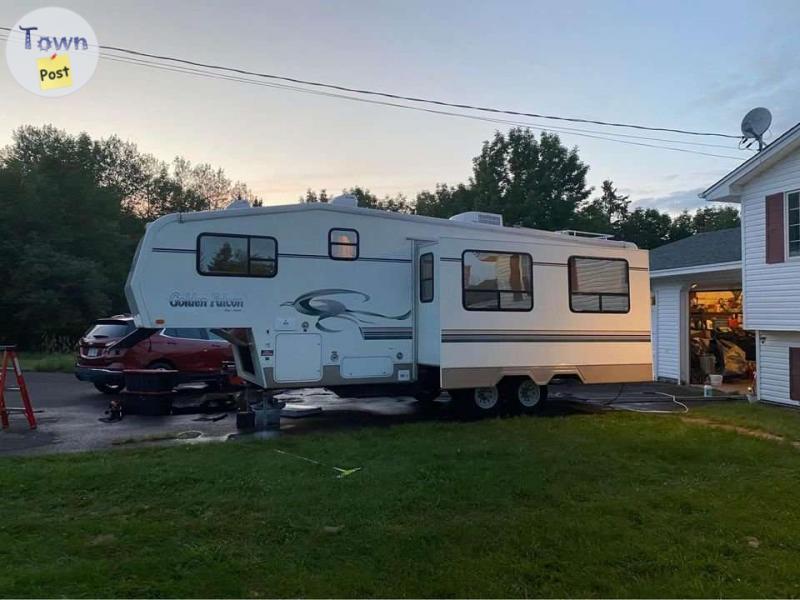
left=650, top=227, right=755, bottom=392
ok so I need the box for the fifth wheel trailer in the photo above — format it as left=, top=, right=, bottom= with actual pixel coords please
left=125, top=200, right=652, bottom=415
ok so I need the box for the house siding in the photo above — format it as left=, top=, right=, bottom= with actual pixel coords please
left=652, top=281, right=681, bottom=382
left=740, top=146, right=800, bottom=331
left=758, top=332, right=800, bottom=406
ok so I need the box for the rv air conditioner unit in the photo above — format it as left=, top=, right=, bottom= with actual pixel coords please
left=449, top=211, right=503, bottom=226
left=330, top=194, right=359, bottom=208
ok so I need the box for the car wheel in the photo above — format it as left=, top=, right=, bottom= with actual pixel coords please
left=504, top=378, right=547, bottom=415
left=452, top=386, right=502, bottom=417
left=94, top=382, right=124, bottom=395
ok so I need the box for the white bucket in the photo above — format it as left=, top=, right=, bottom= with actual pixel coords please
left=709, top=374, right=723, bottom=387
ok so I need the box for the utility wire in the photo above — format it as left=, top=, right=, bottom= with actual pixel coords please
left=96, top=51, right=746, bottom=161
left=0, top=31, right=746, bottom=160
left=100, top=48, right=747, bottom=151
left=0, top=25, right=741, bottom=140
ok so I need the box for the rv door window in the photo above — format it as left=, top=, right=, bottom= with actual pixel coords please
left=329, top=229, right=359, bottom=260
left=568, top=256, right=629, bottom=313
left=420, top=252, right=434, bottom=302
left=197, top=234, right=277, bottom=277
left=462, top=251, right=533, bottom=311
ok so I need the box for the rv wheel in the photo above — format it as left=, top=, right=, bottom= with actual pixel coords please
left=504, top=378, right=547, bottom=414
left=452, top=386, right=502, bottom=417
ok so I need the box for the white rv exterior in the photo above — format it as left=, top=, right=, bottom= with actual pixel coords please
left=125, top=202, right=652, bottom=410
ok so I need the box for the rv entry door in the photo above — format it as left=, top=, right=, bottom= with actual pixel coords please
left=414, top=242, right=440, bottom=369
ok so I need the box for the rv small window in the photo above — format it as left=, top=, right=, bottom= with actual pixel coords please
left=329, top=229, right=359, bottom=260
left=197, top=234, right=277, bottom=277
left=568, top=256, right=629, bottom=313
left=462, top=251, right=533, bottom=311
left=420, top=253, right=434, bottom=303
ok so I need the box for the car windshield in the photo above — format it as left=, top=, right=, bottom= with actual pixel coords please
left=86, top=322, right=134, bottom=339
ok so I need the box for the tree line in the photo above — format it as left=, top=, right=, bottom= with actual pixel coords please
left=303, top=128, right=739, bottom=249
left=0, top=125, right=260, bottom=350
left=0, top=125, right=737, bottom=349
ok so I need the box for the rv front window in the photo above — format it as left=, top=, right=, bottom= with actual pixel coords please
left=197, top=234, right=277, bottom=277
left=568, top=256, right=629, bottom=313
left=462, top=251, right=533, bottom=311
left=248, top=237, right=277, bottom=276
left=329, top=229, right=359, bottom=260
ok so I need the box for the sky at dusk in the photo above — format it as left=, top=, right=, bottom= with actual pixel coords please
left=1, top=0, right=798, bottom=212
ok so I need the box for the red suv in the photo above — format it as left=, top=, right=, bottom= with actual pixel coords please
left=75, top=316, right=235, bottom=394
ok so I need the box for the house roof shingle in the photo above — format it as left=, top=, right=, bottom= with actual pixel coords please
left=649, top=227, right=741, bottom=272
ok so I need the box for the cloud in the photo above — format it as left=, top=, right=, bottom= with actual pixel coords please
left=632, top=187, right=725, bottom=215
left=690, top=42, right=800, bottom=135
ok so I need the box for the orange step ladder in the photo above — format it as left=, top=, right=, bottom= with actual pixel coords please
left=0, top=346, right=37, bottom=430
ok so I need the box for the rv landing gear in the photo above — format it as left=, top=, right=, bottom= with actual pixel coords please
left=501, top=378, right=547, bottom=415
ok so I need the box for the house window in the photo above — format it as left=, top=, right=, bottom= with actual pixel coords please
left=569, top=256, right=630, bottom=313
left=788, top=191, right=800, bottom=257
left=329, top=229, right=359, bottom=260
left=420, top=253, right=434, bottom=303
left=197, top=234, right=277, bottom=277
left=462, top=251, right=533, bottom=311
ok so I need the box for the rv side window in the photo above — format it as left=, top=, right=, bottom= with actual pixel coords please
left=568, top=256, right=629, bottom=313
left=329, top=229, right=359, bottom=260
left=197, top=234, right=277, bottom=277
left=462, top=251, right=533, bottom=311
left=420, top=253, right=434, bottom=303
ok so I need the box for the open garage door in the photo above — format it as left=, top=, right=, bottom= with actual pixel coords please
left=689, top=289, right=755, bottom=391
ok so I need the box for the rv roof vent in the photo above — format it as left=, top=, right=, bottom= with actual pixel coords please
left=330, top=194, right=359, bottom=208
left=556, top=229, right=614, bottom=240
left=226, top=198, right=251, bottom=210
left=449, top=211, right=504, bottom=226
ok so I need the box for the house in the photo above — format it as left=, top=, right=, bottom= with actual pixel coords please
left=700, top=122, right=800, bottom=406
left=649, top=228, right=748, bottom=386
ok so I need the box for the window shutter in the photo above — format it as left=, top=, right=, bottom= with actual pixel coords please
left=791, top=347, right=800, bottom=401
left=765, top=192, right=785, bottom=264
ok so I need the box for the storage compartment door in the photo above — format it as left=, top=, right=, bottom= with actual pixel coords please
left=274, top=333, right=322, bottom=382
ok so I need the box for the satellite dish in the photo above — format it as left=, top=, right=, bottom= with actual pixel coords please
left=741, top=107, right=772, bottom=150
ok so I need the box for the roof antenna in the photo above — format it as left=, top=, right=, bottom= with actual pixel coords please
left=741, top=107, right=772, bottom=151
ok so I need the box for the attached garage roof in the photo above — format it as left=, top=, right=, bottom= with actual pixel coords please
left=649, top=227, right=741, bottom=272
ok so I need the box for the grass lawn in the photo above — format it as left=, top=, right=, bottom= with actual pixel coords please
left=3, top=402, right=800, bottom=597
left=15, top=352, right=74, bottom=373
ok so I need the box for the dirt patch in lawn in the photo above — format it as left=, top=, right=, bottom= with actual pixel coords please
left=681, top=416, right=800, bottom=447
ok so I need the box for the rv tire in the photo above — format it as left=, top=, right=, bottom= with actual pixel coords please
left=451, top=386, right=502, bottom=417
left=502, top=377, right=547, bottom=415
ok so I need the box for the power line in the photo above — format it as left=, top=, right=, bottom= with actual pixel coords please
left=0, top=25, right=741, bottom=140
left=97, top=52, right=745, bottom=161
left=101, top=48, right=747, bottom=151
left=0, top=31, right=746, bottom=160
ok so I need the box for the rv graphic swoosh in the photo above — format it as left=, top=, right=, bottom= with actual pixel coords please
left=281, top=289, right=411, bottom=333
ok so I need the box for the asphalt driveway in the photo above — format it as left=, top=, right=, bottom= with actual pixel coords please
left=0, top=373, right=737, bottom=456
